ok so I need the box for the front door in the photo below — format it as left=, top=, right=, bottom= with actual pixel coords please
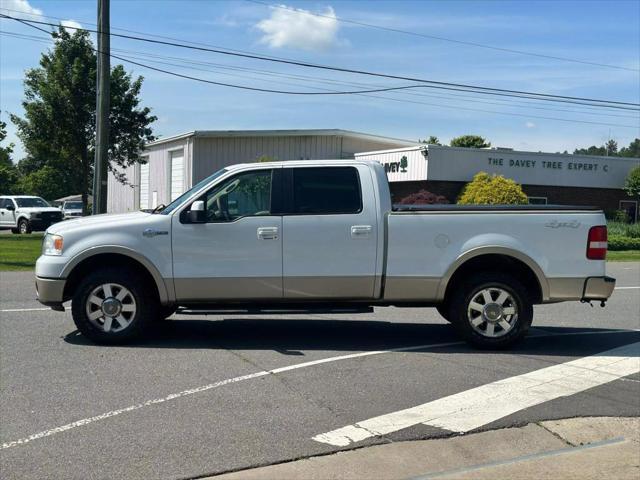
left=282, top=165, right=379, bottom=299
left=171, top=167, right=283, bottom=301
left=0, top=199, right=16, bottom=227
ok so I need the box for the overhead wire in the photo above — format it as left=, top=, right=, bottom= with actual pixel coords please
left=1, top=13, right=638, bottom=111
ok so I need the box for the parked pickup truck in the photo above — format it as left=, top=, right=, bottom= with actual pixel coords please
left=0, top=195, right=63, bottom=234
left=35, top=161, right=615, bottom=348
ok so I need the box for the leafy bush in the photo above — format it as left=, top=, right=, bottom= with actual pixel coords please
left=624, top=165, right=640, bottom=198
left=608, top=235, right=640, bottom=251
left=607, top=221, right=640, bottom=239
left=457, top=172, right=528, bottom=205
left=397, top=189, right=448, bottom=205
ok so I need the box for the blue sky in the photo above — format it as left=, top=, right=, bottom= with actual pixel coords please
left=1, top=0, right=639, bottom=160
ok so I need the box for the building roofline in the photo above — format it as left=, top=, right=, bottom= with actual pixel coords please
left=144, top=129, right=417, bottom=148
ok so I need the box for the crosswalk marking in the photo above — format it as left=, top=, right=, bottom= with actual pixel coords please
left=312, top=341, right=640, bottom=447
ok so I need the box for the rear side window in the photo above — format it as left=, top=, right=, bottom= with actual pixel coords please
left=292, top=167, right=362, bottom=215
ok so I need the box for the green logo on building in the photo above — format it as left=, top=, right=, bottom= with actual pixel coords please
left=400, top=155, right=408, bottom=173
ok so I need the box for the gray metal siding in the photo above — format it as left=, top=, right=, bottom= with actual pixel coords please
left=192, top=135, right=343, bottom=182
left=107, top=137, right=191, bottom=213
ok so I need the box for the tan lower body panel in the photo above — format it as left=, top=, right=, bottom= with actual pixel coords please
left=283, top=276, right=375, bottom=299
left=174, top=277, right=282, bottom=301
left=383, top=276, right=441, bottom=301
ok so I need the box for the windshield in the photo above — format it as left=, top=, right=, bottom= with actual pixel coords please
left=15, top=197, right=50, bottom=208
left=64, top=202, right=82, bottom=209
left=159, top=168, right=228, bottom=215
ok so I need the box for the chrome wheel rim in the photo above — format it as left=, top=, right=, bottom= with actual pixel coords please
left=85, top=283, right=136, bottom=333
left=467, top=287, right=518, bottom=338
left=19, top=222, right=27, bottom=233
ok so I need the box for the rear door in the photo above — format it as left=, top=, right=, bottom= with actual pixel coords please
left=282, top=165, right=378, bottom=299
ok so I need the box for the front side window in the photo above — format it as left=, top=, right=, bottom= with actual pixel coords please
left=15, top=197, right=49, bottom=208
left=65, top=202, right=83, bottom=209
left=202, top=169, right=272, bottom=222
left=292, top=167, right=362, bottom=214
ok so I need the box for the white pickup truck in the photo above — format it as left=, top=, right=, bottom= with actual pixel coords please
left=35, top=160, right=615, bottom=348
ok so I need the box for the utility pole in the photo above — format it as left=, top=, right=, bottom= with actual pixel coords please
left=92, top=0, right=110, bottom=214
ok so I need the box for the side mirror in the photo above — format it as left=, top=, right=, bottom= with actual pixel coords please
left=187, top=200, right=206, bottom=223
left=6, top=204, right=15, bottom=211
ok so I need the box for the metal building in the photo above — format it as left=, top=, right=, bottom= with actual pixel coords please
left=107, top=129, right=414, bottom=213
left=356, top=145, right=640, bottom=221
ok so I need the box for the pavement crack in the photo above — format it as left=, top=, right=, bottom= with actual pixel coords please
left=536, top=422, right=577, bottom=447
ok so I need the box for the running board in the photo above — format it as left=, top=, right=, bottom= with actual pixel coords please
left=176, top=305, right=374, bottom=315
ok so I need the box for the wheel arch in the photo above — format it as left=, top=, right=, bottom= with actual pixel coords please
left=438, top=247, right=549, bottom=304
left=61, top=247, right=172, bottom=304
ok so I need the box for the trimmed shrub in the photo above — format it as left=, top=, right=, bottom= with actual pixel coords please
left=397, top=189, right=449, bottom=205
left=608, top=235, right=640, bottom=251
left=458, top=172, right=528, bottom=205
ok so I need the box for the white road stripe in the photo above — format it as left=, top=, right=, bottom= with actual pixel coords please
left=0, top=330, right=635, bottom=450
left=312, top=341, right=640, bottom=447
left=615, top=286, right=640, bottom=290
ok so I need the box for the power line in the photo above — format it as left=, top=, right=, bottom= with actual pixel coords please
left=2, top=29, right=638, bottom=129
left=246, top=0, right=640, bottom=73
left=2, top=13, right=638, bottom=110
left=7, top=28, right=638, bottom=121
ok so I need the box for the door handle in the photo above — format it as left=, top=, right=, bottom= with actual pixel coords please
left=351, top=225, right=372, bottom=237
left=257, top=226, right=279, bottom=240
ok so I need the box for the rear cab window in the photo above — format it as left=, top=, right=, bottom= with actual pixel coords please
left=291, top=167, right=362, bottom=215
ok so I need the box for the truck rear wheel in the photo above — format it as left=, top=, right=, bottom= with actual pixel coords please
left=448, top=272, right=532, bottom=349
left=71, top=267, right=157, bottom=344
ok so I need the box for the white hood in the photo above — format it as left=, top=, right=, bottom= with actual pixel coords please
left=47, top=211, right=151, bottom=235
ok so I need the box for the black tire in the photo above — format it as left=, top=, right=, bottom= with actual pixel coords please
left=436, top=303, right=451, bottom=323
left=448, top=272, right=533, bottom=349
left=18, top=219, right=31, bottom=234
left=71, top=267, right=158, bottom=344
left=10, top=228, right=19, bottom=234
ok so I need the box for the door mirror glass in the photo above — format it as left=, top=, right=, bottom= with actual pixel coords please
left=6, top=204, right=15, bottom=211
left=187, top=200, right=206, bottom=223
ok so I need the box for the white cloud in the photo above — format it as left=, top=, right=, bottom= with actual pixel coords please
left=60, top=19, right=83, bottom=32
left=2, top=0, right=42, bottom=18
left=256, top=4, right=342, bottom=51
left=525, top=121, right=536, bottom=128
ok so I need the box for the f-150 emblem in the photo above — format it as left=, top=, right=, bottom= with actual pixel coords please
left=545, top=220, right=580, bottom=229
left=143, top=228, right=168, bottom=237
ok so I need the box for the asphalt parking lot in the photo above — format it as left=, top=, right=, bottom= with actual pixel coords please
left=1, top=263, right=639, bottom=480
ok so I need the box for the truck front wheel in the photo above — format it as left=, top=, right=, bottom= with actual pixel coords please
left=17, top=219, right=31, bottom=234
left=448, top=272, right=533, bottom=349
left=71, top=267, right=157, bottom=344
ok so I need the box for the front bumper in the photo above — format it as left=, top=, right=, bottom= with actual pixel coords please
left=35, top=276, right=66, bottom=308
left=582, top=276, right=616, bottom=301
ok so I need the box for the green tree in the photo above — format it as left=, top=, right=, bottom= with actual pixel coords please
left=458, top=172, right=528, bottom=205
left=624, top=166, right=640, bottom=199
left=420, top=135, right=441, bottom=145
left=450, top=135, right=491, bottom=149
left=620, top=138, right=640, bottom=158
left=0, top=117, right=20, bottom=195
left=10, top=26, right=156, bottom=210
left=573, top=145, right=606, bottom=156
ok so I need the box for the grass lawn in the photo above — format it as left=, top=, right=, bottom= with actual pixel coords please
left=607, top=250, right=640, bottom=262
left=0, top=234, right=43, bottom=271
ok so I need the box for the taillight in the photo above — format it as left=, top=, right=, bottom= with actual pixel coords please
left=587, top=225, right=607, bottom=260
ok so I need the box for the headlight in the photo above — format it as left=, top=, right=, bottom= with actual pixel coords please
left=42, top=234, right=64, bottom=256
